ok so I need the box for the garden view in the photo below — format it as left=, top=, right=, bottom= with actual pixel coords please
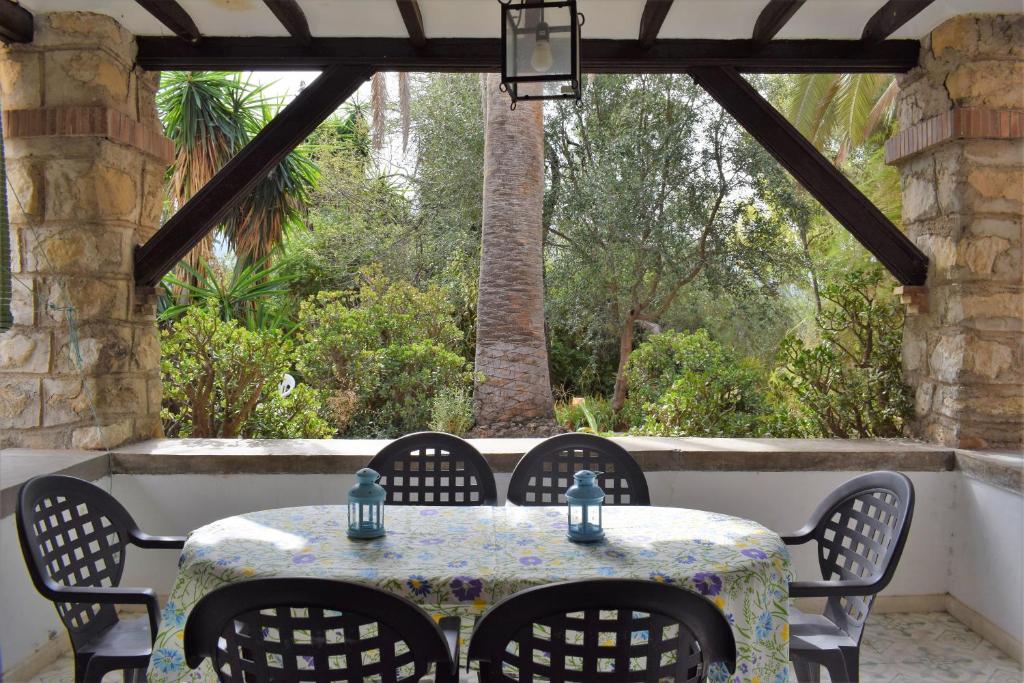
left=156, top=71, right=912, bottom=441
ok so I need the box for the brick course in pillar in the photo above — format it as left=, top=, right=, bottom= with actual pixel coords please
left=0, top=12, right=172, bottom=449
left=890, top=13, right=1023, bottom=449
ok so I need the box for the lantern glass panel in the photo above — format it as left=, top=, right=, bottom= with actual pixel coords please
left=502, top=2, right=579, bottom=101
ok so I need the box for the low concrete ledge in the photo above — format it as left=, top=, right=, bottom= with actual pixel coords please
left=956, top=449, right=1023, bottom=495
left=0, top=450, right=109, bottom=518
left=108, top=437, right=956, bottom=475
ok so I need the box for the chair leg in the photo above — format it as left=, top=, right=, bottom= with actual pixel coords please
left=124, top=667, right=148, bottom=683
left=820, top=649, right=859, bottom=683
left=792, top=659, right=821, bottom=682
left=74, top=653, right=92, bottom=683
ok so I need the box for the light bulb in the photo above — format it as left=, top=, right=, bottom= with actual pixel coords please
left=531, top=22, right=553, bottom=73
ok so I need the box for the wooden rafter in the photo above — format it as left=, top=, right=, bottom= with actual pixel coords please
left=263, top=0, right=311, bottom=45
left=752, top=0, right=806, bottom=44
left=135, top=37, right=920, bottom=73
left=689, top=66, right=928, bottom=286
left=135, top=0, right=200, bottom=42
left=134, top=65, right=372, bottom=287
left=638, top=0, right=674, bottom=48
left=396, top=0, right=426, bottom=48
left=0, top=0, right=31, bottom=44
left=862, top=0, right=935, bottom=44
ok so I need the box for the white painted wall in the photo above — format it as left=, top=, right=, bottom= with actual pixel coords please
left=950, top=476, right=1024, bottom=645
left=2, top=469, right=1019, bottom=675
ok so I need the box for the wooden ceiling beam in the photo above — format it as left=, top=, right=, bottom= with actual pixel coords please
left=861, top=0, right=934, bottom=44
left=134, top=65, right=372, bottom=287
left=689, top=66, right=928, bottom=286
left=396, top=0, right=426, bottom=48
left=135, top=0, right=200, bottom=42
left=752, top=0, right=806, bottom=44
left=135, top=36, right=920, bottom=73
left=638, top=0, right=674, bottom=49
left=0, top=0, right=31, bottom=44
left=263, top=0, right=311, bottom=45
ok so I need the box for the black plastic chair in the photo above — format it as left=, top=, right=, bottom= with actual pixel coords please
left=16, top=474, right=187, bottom=683
left=506, top=433, right=651, bottom=506
left=783, top=471, right=915, bottom=683
left=368, top=431, right=498, bottom=506
left=467, top=579, right=735, bottom=682
left=184, top=577, right=461, bottom=682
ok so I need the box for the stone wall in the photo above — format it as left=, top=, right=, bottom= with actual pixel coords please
left=0, top=13, right=172, bottom=449
left=889, top=14, right=1023, bottom=449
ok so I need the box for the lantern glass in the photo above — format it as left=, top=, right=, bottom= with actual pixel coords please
left=565, top=469, right=605, bottom=543
left=347, top=468, right=386, bottom=539
left=501, top=1, right=581, bottom=103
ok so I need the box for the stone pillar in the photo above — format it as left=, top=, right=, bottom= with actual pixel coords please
left=0, top=13, right=172, bottom=449
left=888, top=14, right=1023, bottom=449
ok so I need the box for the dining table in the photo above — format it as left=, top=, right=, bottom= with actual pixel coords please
left=147, top=504, right=793, bottom=682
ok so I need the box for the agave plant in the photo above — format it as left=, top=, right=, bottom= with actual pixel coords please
left=158, top=257, right=298, bottom=333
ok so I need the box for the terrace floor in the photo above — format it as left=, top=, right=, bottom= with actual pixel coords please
left=22, top=612, right=1021, bottom=683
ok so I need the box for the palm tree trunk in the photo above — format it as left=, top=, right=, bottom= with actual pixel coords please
left=472, top=74, right=556, bottom=435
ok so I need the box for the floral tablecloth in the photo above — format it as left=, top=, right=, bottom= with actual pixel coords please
left=149, top=505, right=792, bottom=682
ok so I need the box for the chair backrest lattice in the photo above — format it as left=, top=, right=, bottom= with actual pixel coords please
left=185, top=579, right=453, bottom=683
left=507, top=434, right=651, bottom=506
left=468, top=580, right=735, bottom=683
left=809, top=473, right=914, bottom=642
left=368, top=432, right=497, bottom=506
left=17, top=476, right=134, bottom=646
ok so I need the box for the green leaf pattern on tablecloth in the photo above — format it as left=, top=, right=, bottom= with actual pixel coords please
left=149, top=505, right=791, bottom=682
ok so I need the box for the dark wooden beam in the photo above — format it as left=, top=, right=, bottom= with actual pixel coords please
left=136, top=36, right=920, bottom=73
left=263, top=0, right=311, bottom=45
left=134, top=65, right=371, bottom=287
left=862, top=0, right=934, bottom=44
left=396, top=0, right=426, bottom=48
left=752, top=0, right=806, bottom=44
left=638, top=0, right=674, bottom=48
left=135, top=0, right=200, bottom=42
left=689, top=66, right=928, bottom=286
left=0, top=0, right=32, bottom=44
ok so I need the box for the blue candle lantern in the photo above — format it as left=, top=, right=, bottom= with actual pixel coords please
left=566, top=469, right=605, bottom=543
left=347, top=468, right=386, bottom=539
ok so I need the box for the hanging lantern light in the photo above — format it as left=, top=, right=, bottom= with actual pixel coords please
left=500, top=0, right=583, bottom=106
left=347, top=468, right=386, bottom=539
left=565, top=469, right=605, bottom=543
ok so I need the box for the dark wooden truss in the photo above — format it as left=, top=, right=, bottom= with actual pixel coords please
left=0, top=0, right=932, bottom=286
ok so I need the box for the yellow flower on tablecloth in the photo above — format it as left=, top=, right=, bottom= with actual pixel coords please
left=241, top=567, right=255, bottom=576
left=781, top=624, right=789, bottom=640
left=432, top=614, right=442, bottom=623
left=473, top=598, right=487, bottom=610
left=752, top=677, right=761, bottom=683
left=714, top=596, right=725, bottom=610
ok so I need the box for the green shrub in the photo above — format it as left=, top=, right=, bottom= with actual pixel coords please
left=295, top=271, right=474, bottom=437
left=624, top=330, right=802, bottom=437
left=554, top=396, right=616, bottom=433
left=161, top=307, right=329, bottom=438
left=773, top=267, right=911, bottom=437
left=429, top=387, right=474, bottom=436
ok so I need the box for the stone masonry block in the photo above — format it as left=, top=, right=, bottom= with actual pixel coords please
left=0, top=48, right=41, bottom=109
left=33, top=12, right=135, bottom=66
left=44, top=156, right=140, bottom=223
left=0, top=328, right=51, bottom=373
left=44, top=49, right=133, bottom=115
left=0, top=378, right=40, bottom=429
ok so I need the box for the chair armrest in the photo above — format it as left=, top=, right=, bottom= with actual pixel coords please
left=48, top=584, right=161, bottom=639
left=789, top=578, right=877, bottom=598
left=438, top=616, right=461, bottom=680
left=780, top=525, right=816, bottom=546
left=130, top=529, right=187, bottom=550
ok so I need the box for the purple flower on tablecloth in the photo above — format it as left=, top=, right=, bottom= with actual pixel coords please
left=741, top=547, right=768, bottom=560
left=151, top=648, right=184, bottom=674
left=516, top=538, right=533, bottom=546
left=692, top=572, right=722, bottom=596
left=483, top=543, right=501, bottom=551
left=649, top=572, right=674, bottom=584
left=676, top=554, right=698, bottom=565
left=383, top=551, right=403, bottom=560
left=292, top=553, right=316, bottom=564
left=448, top=559, right=468, bottom=568
left=755, top=611, right=774, bottom=640
left=545, top=510, right=561, bottom=517
left=407, top=575, right=432, bottom=596
left=450, top=576, right=483, bottom=601
left=420, top=537, right=444, bottom=545
left=216, top=555, right=240, bottom=566
left=551, top=521, right=568, bottom=530
left=519, top=555, right=543, bottom=566
left=740, top=663, right=748, bottom=674
left=420, top=509, right=439, bottom=516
